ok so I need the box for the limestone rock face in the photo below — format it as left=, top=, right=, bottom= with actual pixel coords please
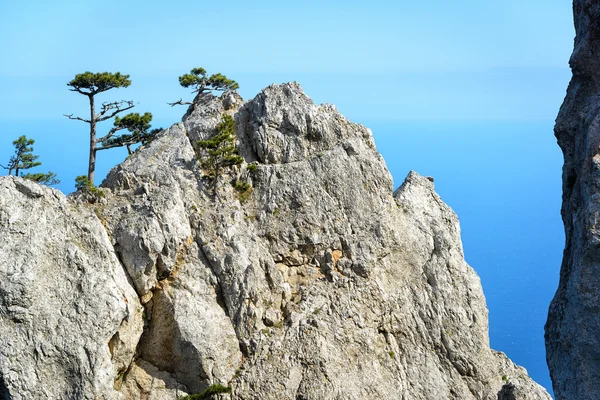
left=0, top=177, right=143, bottom=400
left=0, top=83, right=549, bottom=399
left=545, top=1, right=600, bottom=399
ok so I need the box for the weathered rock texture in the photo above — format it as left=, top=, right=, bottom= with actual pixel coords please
left=0, top=83, right=549, bottom=399
left=545, top=1, right=600, bottom=399
left=0, top=178, right=143, bottom=399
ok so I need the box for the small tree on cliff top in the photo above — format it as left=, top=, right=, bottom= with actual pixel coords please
left=169, top=67, right=239, bottom=106
left=2, top=135, right=59, bottom=185
left=2, top=135, right=40, bottom=176
left=65, top=72, right=156, bottom=184
left=102, top=112, right=162, bottom=155
left=197, top=114, right=243, bottom=195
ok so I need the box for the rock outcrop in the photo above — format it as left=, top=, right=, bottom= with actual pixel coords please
left=545, top=1, right=600, bottom=399
left=0, top=83, right=550, bottom=399
left=0, top=178, right=143, bottom=399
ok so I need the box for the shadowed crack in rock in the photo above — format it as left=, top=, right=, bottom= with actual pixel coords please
left=0, top=374, right=11, bottom=400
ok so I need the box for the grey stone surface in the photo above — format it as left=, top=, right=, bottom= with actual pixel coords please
left=0, top=177, right=143, bottom=400
left=0, top=83, right=549, bottom=399
left=545, top=1, right=600, bottom=399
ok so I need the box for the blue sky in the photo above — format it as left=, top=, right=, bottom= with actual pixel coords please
left=0, top=0, right=574, bottom=123
left=0, top=0, right=575, bottom=395
left=0, top=1, right=573, bottom=76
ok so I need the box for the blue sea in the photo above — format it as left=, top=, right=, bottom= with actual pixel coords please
left=368, top=119, right=562, bottom=396
left=0, top=118, right=562, bottom=396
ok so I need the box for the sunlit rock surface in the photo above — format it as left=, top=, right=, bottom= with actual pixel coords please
left=0, top=83, right=549, bottom=399
left=0, top=177, right=142, bottom=400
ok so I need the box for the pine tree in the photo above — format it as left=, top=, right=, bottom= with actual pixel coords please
left=74, top=175, right=104, bottom=200
left=65, top=72, right=156, bottom=183
left=169, top=68, right=239, bottom=106
left=22, top=172, right=60, bottom=186
left=2, top=135, right=40, bottom=176
left=197, top=114, right=243, bottom=195
left=101, top=112, right=162, bottom=155
left=2, top=135, right=60, bottom=185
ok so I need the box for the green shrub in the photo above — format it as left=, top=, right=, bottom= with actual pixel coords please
left=231, top=179, right=251, bottom=203
left=247, top=163, right=257, bottom=173
left=179, top=384, right=232, bottom=399
left=232, top=180, right=250, bottom=192
left=75, top=175, right=105, bottom=199
left=23, top=171, right=60, bottom=186
left=197, top=114, right=243, bottom=196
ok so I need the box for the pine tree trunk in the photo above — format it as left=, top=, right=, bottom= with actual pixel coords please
left=14, top=148, right=22, bottom=176
left=88, top=94, right=96, bottom=183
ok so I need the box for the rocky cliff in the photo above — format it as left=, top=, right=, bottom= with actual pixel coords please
left=0, top=83, right=549, bottom=399
left=546, top=1, right=600, bottom=399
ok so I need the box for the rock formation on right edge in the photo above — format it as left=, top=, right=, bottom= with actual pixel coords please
left=546, top=1, right=600, bottom=399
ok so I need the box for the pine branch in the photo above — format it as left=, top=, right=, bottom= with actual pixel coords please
left=96, top=100, right=135, bottom=122
left=64, top=114, right=91, bottom=123
left=68, top=87, right=91, bottom=95
left=96, top=141, right=128, bottom=151
left=97, top=125, right=124, bottom=143
left=168, top=98, right=193, bottom=107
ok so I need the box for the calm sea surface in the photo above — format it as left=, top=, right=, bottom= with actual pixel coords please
left=0, top=119, right=562, bottom=395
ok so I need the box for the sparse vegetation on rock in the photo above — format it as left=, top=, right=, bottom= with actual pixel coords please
left=196, top=114, right=243, bottom=196
left=2, top=135, right=59, bottom=185
left=179, top=384, right=232, bottom=399
left=75, top=175, right=104, bottom=200
left=103, top=112, right=162, bottom=155
left=169, top=67, right=239, bottom=106
left=65, top=71, right=155, bottom=183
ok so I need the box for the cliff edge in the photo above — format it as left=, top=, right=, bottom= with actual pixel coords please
left=0, top=83, right=549, bottom=399
left=546, top=1, right=600, bottom=399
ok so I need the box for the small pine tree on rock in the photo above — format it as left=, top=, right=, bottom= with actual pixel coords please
left=2, top=135, right=40, bottom=176
left=169, top=67, right=239, bottom=106
left=22, top=172, right=60, bottom=186
left=74, top=175, right=104, bottom=201
left=102, top=112, right=162, bottom=155
left=2, top=135, right=59, bottom=185
left=197, top=114, right=243, bottom=196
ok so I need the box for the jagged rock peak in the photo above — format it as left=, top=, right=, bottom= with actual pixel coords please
left=0, top=83, right=550, bottom=399
left=238, top=82, right=376, bottom=164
